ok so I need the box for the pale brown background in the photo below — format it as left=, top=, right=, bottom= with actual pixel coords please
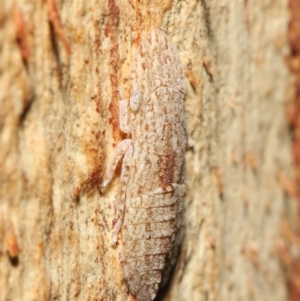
left=0, top=1, right=298, bottom=301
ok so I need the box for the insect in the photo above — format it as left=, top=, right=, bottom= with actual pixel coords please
left=101, top=29, right=186, bottom=301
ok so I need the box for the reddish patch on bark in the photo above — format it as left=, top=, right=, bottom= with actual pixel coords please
left=46, top=0, right=71, bottom=55
left=77, top=166, right=103, bottom=200
left=91, top=81, right=103, bottom=115
left=13, top=7, right=30, bottom=60
left=5, top=220, right=20, bottom=259
left=212, top=167, right=223, bottom=197
left=73, top=186, right=81, bottom=203
left=129, top=1, right=172, bottom=46
left=287, top=1, right=300, bottom=300
left=104, top=0, right=123, bottom=145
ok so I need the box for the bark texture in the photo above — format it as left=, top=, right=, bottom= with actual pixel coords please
left=0, top=1, right=297, bottom=301
left=287, top=0, right=300, bottom=300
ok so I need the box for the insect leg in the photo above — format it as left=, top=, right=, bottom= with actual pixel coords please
left=119, top=99, right=131, bottom=133
left=101, top=139, right=132, bottom=189
left=112, top=143, right=133, bottom=245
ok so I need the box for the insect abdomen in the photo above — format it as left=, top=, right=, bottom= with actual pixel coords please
left=122, top=188, right=184, bottom=301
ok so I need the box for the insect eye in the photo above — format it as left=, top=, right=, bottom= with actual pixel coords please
left=130, top=90, right=142, bottom=111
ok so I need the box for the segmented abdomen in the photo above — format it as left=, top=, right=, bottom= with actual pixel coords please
left=122, top=186, right=185, bottom=301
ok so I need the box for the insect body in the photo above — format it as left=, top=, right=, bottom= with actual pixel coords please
left=102, top=29, right=186, bottom=301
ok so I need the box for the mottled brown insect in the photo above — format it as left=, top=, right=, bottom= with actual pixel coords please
left=102, top=29, right=186, bottom=301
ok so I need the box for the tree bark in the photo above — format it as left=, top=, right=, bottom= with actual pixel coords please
left=0, top=0, right=297, bottom=301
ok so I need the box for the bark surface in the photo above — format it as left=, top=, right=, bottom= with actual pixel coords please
left=0, top=1, right=297, bottom=301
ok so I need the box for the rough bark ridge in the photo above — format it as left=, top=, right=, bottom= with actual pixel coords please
left=0, top=1, right=296, bottom=301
